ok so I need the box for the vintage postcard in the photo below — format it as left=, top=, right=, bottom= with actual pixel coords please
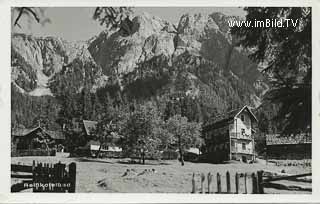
left=1, top=0, right=319, bottom=203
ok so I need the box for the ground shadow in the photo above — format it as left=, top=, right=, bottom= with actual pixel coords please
left=74, top=157, right=115, bottom=164
left=117, top=160, right=171, bottom=166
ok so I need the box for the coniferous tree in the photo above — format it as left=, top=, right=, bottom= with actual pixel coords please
left=231, top=7, right=311, bottom=134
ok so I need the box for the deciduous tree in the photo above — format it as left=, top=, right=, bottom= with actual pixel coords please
left=165, top=115, right=203, bottom=166
left=120, top=103, right=163, bottom=164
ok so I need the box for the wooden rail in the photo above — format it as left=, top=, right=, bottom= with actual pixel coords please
left=261, top=171, right=311, bottom=192
left=263, top=173, right=311, bottom=183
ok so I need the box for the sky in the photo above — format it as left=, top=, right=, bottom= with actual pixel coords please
left=12, top=7, right=246, bottom=42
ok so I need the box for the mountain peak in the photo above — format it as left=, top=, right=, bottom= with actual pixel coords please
left=131, top=12, right=174, bottom=37
left=177, top=13, right=220, bottom=35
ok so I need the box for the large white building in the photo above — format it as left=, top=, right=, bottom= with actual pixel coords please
left=202, top=106, right=257, bottom=163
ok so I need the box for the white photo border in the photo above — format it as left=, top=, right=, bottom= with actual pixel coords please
left=1, top=0, right=319, bottom=203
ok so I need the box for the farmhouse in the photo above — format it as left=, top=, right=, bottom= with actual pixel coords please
left=202, top=105, right=257, bottom=163
left=73, top=119, right=122, bottom=157
left=266, top=133, right=311, bottom=160
left=11, top=126, right=65, bottom=156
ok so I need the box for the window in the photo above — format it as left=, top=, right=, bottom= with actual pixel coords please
left=241, top=128, right=245, bottom=135
left=242, top=143, right=246, bottom=150
left=241, top=115, right=245, bottom=122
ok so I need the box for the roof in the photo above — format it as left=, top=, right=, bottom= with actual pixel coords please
left=44, top=130, right=65, bottom=140
left=12, top=126, right=65, bottom=140
left=204, top=105, right=257, bottom=127
left=186, top=147, right=201, bottom=154
left=266, top=133, right=312, bottom=145
left=12, top=126, right=40, bottom=137
left=83, top=120, right=98, bottom=135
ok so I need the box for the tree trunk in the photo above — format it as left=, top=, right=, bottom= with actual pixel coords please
left=178, top=136, right=184, bottom=166
left=142, top=149, right=145, bottom=165
left=179, top=147, right=184, bottom=166
left=95, top=144, right=102, bottom=158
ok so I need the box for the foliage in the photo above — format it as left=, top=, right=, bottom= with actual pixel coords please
left=12, top=7, right=50, bottom=28
left=165, top=114, right=203, bottom=165
left=231, top=7, right=311, bottom=134
left=93, top=7, right=134, bottom=36
left=63, top=128, right=88, bottom=154
left=90, top=105, right=125, bottom=157
left=120, top=102, right=164, bottom=160
left=11, top=84, right=60, bottom=130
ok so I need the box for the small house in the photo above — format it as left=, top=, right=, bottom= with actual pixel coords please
left=202, top=106, right=257, bottom=163
left=266, top=133, right=311, bottom=160
left=11, top=126, right=65, bottom=156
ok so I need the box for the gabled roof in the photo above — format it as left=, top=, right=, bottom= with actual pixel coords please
left=12, top=126, right=65, bottom=140
left=204, top=105, right=257, bottom=128
left=12, top=126, right=41, bottom=137
left=83, top=120, right=98, bottom=135
left=45, top=130, right=65, bottom=140
left=234, top=106, right=258, bottom=122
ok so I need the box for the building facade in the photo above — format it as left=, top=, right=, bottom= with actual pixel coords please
left=202, top=106, right=257, bottom=163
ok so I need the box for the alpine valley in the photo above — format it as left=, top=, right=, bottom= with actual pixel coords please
left=11, top=12, right=269, bottom=130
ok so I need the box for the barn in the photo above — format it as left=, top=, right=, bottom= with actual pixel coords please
left=266, top=133, right=311, bottom=160
left=11, top=126, right=65, bottom=156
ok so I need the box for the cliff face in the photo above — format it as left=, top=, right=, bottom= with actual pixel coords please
left=87, top=12, right=264, bottom=105
left=11, top=11, right=267, bottom=127
left=11, top=33, right=103, bottom=96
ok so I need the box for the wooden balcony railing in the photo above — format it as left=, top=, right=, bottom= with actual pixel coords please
left=231, top=148, right=253, bottom=154
left=230, top=132, right=252, bottom=140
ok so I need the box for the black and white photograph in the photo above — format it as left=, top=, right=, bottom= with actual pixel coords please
left=8, top=4, right=313, bottom=197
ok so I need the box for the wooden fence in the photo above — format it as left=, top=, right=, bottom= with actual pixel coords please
left=261, top=171, right=312, bottom=193
left=11, top=161, right=76, bottom=193
left=191, top=171, right=311, bottom=194
left=191, top=171, right=263, bottom=194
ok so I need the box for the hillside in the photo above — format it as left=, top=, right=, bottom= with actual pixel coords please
left=11, top=12, right=268, bottom=129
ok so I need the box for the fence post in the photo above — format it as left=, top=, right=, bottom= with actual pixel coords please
left=226, top=171, right=231, bottom=193
left=252, top=173, right=258, bottom=194
left=33, top=161, right=37, bottom=192
left=39, top=162, right=43, bottom=191
left=244, top=173, right=247, bottom=194
left=257, top=170, right=264, bottom=194
left=235, top=172, right=239, bottom=194
left=56, top=162, right=63, bottom=192
left=69, top=162, right=76, bottom=193
left=207, top=172, right=212, bottom=194
left=217, top=173, right=221, bottom=193
left=201, top=173, right=205, bottom=193
left=44, top=163, right=47, bottom=191
left=191, top=173, right=196, bottom=193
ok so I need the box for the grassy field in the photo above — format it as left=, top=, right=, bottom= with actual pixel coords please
left=11, top=156, right=311, bottom=194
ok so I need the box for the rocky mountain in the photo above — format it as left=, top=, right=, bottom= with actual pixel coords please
left=11, top=33, right=108, bottom=96
left=11, top=11, right=268, bottom=128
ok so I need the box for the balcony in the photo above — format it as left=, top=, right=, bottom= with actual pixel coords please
left=231, top=148, right=253, bottom=155
left=230, top=132, right=252, bottom=140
